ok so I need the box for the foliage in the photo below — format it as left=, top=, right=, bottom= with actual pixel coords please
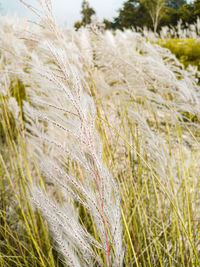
left=158, top=38, right=200, bottom=70
left=74, top=0, right=96, bottom=30
left=140, top=0, right=167, bottom=32
left=178, top=3, right=195, bottom=24
left=167, top=0, right=186, bottom=10
left=74, top=20, right=84, bottom=31
left=105, top=0, right=150, bottom=30
left=104, top=0, right=200, bottom=31
left=105, top=1, right=156, bottom=30
left=194, top=0, right=200, bottom=17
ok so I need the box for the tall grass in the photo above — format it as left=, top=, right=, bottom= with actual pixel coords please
left=0, top=1, right=200, bottom=266
left=0, top=93, right=61, bottom=267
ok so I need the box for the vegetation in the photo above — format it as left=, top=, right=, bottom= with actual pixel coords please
left=0, top=1, right=200, bottom=266
left=74, top=0, right=96, bottom=30
left=104, top=0, right=200, bottom=32
left=158, top=38, right=200, bottom=70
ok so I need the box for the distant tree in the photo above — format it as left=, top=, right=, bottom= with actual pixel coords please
left=141, top=0, right=168, bottom=32
left=104, top=0, right=194, bottom=31
left=159, top=1, right=186, bottom=27
left=74, top=0, right=96, bottom=30
left=81, top=0, right=96, bottom=25
left=103, top=19, right=115, bottom=30
left=112, top=0, right=179, bottom=31
left=194, top=0, right=200, bottom=17
left=167, top=0, right=186, bottom=10
left=74, top=20, right=84, bottom=30
left=178, top=3, right=194, bottom=24
left=112, top=0, right=151, bottom=30
left=159, top=6, right=178, bottom=27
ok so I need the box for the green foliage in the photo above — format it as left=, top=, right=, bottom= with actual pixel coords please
left=111, top=0, right=151, bottom=30
left=74, top=20, right=84, bottom=30
left=159, top=6, right=178, bottom=27
left=194, top=0, right=200, bottom=17
left=81, top=0, right=95, bottom=25
left=178, top=3, right=195, bottom=24
left=167, top=0, right=186, bottom=10
left=74, top=0, right=96, bottom=30
left=103, top=19, right=115, bottom=29
left=158, top=38, right=200, bottom=70
left=141, top=0, right=168, bottom=32
left=106, top=0, right=200, bottom=30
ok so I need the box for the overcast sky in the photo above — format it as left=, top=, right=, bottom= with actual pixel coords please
left=1, top=0, right=125, bottom=27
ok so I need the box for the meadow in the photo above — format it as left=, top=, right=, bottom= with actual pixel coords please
left=0, top=3, right=200, bottom=267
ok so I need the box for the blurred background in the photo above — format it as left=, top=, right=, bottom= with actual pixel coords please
left=0, top=0, right=196, bottom=30
left=1, top=0, right=124, bottom=26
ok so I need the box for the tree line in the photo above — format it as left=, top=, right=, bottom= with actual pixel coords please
left=75, top=0, right=200, bottom=32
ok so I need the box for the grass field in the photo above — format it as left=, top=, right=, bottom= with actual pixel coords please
left=0, top=4, right=200, bottom=267
left=158, top=38, right=200, bottom=71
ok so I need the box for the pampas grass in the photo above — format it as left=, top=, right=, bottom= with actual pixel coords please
left=0, top=1, right=200, bottom=266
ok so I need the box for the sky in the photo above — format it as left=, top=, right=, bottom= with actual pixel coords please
left=1, top=0, right=125, bottom=27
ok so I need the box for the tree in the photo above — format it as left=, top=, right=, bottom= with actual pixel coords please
left=141, top=0, right=168, bottom=32
left=81, top=0, right=95, bottom=25
left=177, top=3, right=194, bottom=24
left=167, top=0, right=186, bottom=10
left=112, top=0, right=151, bottom=30
left=158, top=0, right=186, bottom=27
left=74, top=0, right=96, bottom=30
left=74, top=20, right=84, bottom=30
left=103, top=19, right=115, bottom=30
left=194, top=0, right=200, bottom=17
left=105, top=0, right=193, bottom=31
left=159, top=5, right=178, bottom=27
